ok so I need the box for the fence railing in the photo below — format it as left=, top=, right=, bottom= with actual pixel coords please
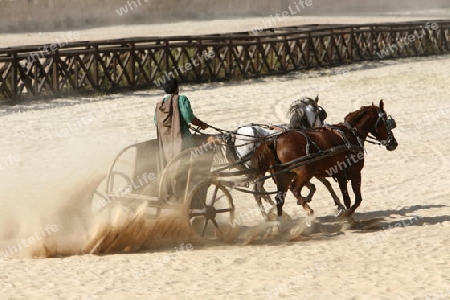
left=1, top=20, right=449, bottom=102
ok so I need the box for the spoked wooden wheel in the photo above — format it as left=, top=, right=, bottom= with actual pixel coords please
left=90, top=171, right=133, bottom=214
left=185, top=179, right=235, bottom=239
left=107, top=171, right=133, bottom=194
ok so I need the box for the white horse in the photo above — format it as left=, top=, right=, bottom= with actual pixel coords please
left=231, top=96, right=345, bottom=218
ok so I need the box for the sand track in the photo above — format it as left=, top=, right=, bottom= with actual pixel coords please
left=0, top=44, right=449, bottom=298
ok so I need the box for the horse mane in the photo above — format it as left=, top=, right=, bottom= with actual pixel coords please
left=344, top=105, right=377, bottom=124
left=288, top=97, right=315, bottom=129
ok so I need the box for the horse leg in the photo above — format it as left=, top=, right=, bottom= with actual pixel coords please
left=253, top=181, right=268, bottom=220
left=316, top=176, right=346, bottom=211
left=349, top=172, right=363, bottom=215
left=289, top=174, right=314, bottom=215
left=337, top=177, right=351, bottom=210
left=274, top=190, right=286, bottom=225
left=259, top=178, right=275, bottom=205
left=302, top=181, right=316, bottom=203
left=262, top=186, right=275, bottom=205
left=273, top=172, right=294, bottom=225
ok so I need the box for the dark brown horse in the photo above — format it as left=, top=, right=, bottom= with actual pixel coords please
left=251, top=100, right=398, bottom=224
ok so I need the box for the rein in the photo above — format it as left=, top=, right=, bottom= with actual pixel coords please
left=366, top=134, right=383, bottom=145
left=190, top=123, right=280, bottom=138
left=189, top=125, right=207, bottom=134
left=254, top=124, right=367, bottom=183
left=254, top=144, right=357, bottom=183
left=206, top=124, right=230, bottom=134
left=189, top=123, right=282, bottom=148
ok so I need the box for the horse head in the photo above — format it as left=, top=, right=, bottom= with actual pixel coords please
left=345, top=100, right=398, bottom=151
left=288, top=95, right=327, bottom=129
left=372, top=100, right=398, bottom=151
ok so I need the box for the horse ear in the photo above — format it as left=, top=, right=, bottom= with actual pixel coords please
left=315, top=95, right=319, bottom=103
left=379, top=99, right=384, bottom=110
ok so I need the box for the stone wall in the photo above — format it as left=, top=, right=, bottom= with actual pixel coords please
left=0, top=0, right=449, bottom=32
left=0, top=0, right=282, bottom=32
left=283, top=0, right=450, bottom=14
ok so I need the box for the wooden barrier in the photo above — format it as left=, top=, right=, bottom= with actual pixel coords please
left=0, top=20, right=449, bottom=102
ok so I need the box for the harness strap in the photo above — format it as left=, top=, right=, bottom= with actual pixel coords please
left=302, top=130, right=324, bottom=155
left=326, top=125, right=354, bottom=150
left=268, top=129, right=326, bottom=173
left=294, top=130, right=323, bottom=156
left=296, top=130, right=312, bottom=156
left=255, top=144, right=351, bottom=183
left=272, top=136, right=281, bottom=165
left=343, top=122, right=365, bottom=149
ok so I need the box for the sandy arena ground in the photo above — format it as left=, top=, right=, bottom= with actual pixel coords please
left=0, top=17, right=449, bottom=300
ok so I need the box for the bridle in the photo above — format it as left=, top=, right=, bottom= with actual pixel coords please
left=308, top=102, right=327, bottom=127
left=367, top=109, right=396, bottom=146
left=317, top=106, right=328, bottom=123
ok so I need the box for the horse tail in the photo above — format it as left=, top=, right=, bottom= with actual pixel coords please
left=251, top=140, right=276, bottom=177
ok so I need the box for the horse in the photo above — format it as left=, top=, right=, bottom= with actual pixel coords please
left=216, top=96, right=342, bottom=219
left=251, top=100, right=398, bottom=225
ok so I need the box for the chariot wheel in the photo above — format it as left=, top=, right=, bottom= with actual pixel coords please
left=158, top=147, right=197, bottom=203
left=106, top=171, right=133, bottom=194
left=90, top=171, right=132, bottom=215
left=158, top=144, right=216, bottom=203
left=185, top=179, right=235, bottom=239
left=91, top=171, right=161, bottom=217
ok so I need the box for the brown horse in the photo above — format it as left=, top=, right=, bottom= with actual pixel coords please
left=251, top=100, right=398, bottom=224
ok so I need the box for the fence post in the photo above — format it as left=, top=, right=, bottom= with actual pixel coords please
left=328, top=31, right=333, bottom=66
left=164, top=39, right=170, bottom=80
left=11, top=52, right=18, bottom=101
left=281, top=35, right=287, bottom=71
left=227, top=39, right=232, bottom=78
left=350, top=27, right=353, bottom=62
left=255, top=37, right=260, bottom=75
left=198, top=38, right=208, bottom=81
left=371, top=26, right=374, bottom=59
left=93, top=45, right=99, bottom=90
left=444, top=21, right=448, bottom=51
left=307, top=31, right=311, bottom=68
left=130, top=42, right=135, bottom=86
left=52, top=50, right=58, bottom=95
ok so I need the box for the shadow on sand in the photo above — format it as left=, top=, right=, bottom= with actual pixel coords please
left=98, top=204, right=450, bottom=254
left=195, top=204, right=450, bottom=246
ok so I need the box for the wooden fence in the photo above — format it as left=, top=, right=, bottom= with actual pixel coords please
left=1, top=20, right=449, bottom=102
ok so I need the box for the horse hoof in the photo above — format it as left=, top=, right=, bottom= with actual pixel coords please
left=272, top=217, right=282, bottom=233
left=305, top=215, right=315, bottom=227
left=335, top=209, right=347, bottom=217
left=276, top=216, right=282, bottom=226
left=305, top=218, right=311, bottom=227
left=266, top=220, right=281, bottom=236
left=341, top=210, right=354, bottom=218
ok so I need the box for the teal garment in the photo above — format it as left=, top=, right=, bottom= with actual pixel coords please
left=154, top=94, right=196, bottom=149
